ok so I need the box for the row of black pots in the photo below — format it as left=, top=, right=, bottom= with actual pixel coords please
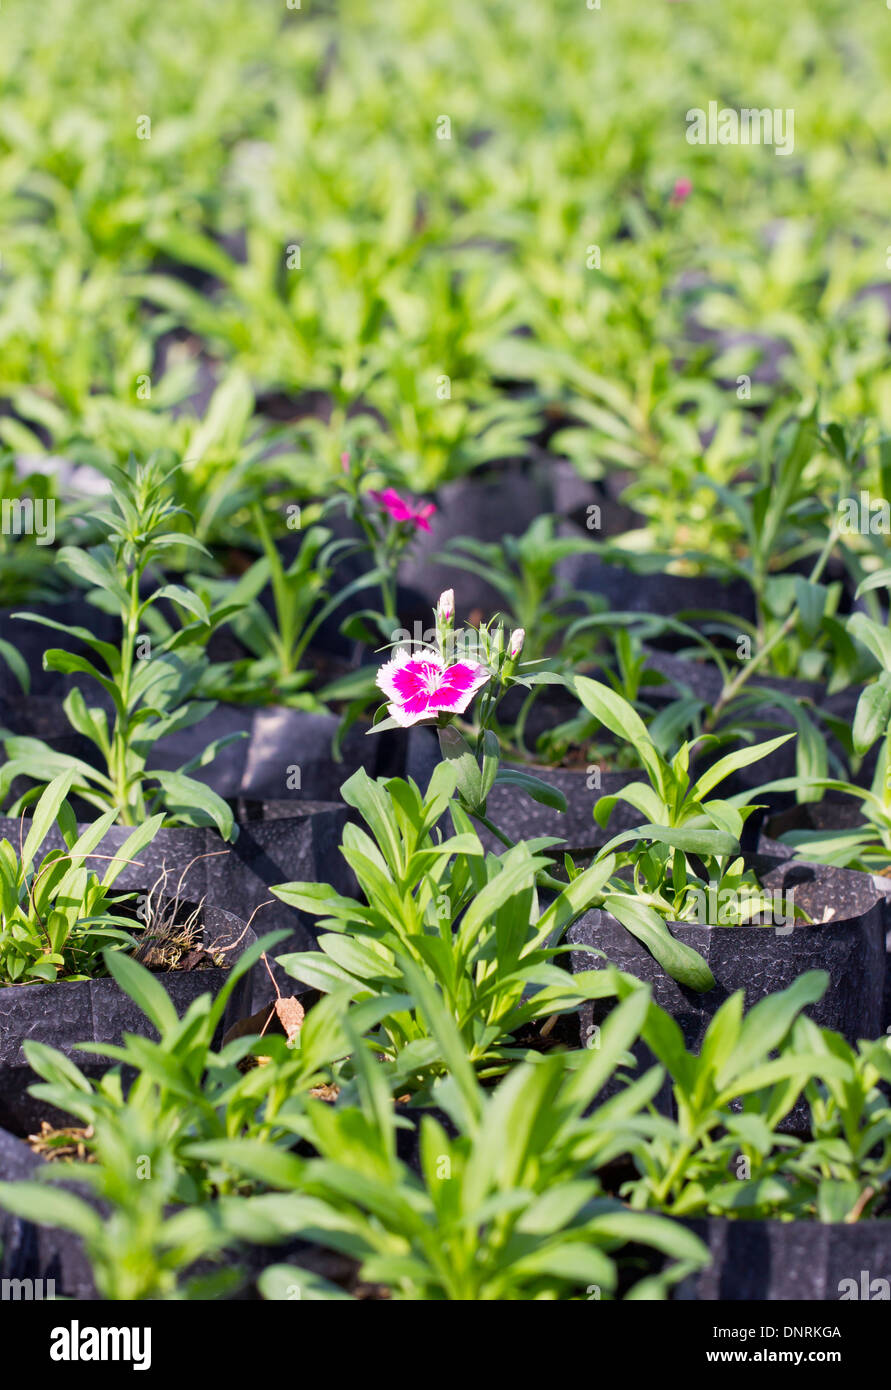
left=4, top=1111, right=888, bottom=1302
left=1, top=849, right=887, bottom=1297
left=0, top=653, right=442, bottom=806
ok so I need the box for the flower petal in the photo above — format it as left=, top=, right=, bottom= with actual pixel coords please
left=376, top=649, right=444, bottom=706
left=428, top=662, right=490, bottom=714
left=385, top=701, right=434, bottom=728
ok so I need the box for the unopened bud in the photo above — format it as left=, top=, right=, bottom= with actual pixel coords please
left=509, top=628, right=525, bottom=659
left=438, top=589, right=455, bottom=624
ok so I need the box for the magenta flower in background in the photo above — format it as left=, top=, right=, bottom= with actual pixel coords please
left=376, top=647, right=490, bottom=727
left=368, top=487, right=436, bottom=532
left=670, top=177, right=693, bottom=206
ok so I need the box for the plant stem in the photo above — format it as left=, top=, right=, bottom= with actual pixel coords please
left=468, top=811, right=569, bottom=894
left=706, top=522, right=841, bottom=730
left=112, top=568, right=141, bottom=825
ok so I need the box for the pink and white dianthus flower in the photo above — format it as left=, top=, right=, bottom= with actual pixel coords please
left=376, top=647, right=490, bottom=727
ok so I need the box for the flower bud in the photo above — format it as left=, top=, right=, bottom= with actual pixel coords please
left=509, top=628, right=525, bottom=660
left=340, top=451, right=351, bottom=472
left=438, top=589, right=455, bottom=624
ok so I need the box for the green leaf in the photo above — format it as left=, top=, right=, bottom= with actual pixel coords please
left=21, top=770, right=76, bottom=874
left=260, top=1264, right=355, bottom=1301
left=104, top=814, right=165, bottom=888
left=0, top=638, right=29, bottom=693
left=0, top=1182, right=103, bottom=1242
left=480, top=729, right=500, bottom=803
left=716, top=970, right=829, bottom=1090
left=62, top=688, right=109, bottom=754
left=793, top=577, right=827, bottom=638
left=57, top=545, right=129, bottom=606
left=150, top=583, right=210, bottom=625
left=494, top=767, right=567, bottom=812
left=150, top=770, right=236, bottom=841
left=852, top=674, right=891, bottom=757
left=849, top=612, right=891, bottom=673
left=693, top=734, right=795, bottom=801
left=102, top=948, right=180, bottom=1036
left=605, top=894, right=715, bottom=992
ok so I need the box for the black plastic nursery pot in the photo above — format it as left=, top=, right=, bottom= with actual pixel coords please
left=0, top=801, right=352, bottom=1009
left=0, top=899, right=256, bottom=1134
left=151, top=701, right=439, bottom=803
left=0, top=598, right=120, bottom=700
left=0, top=1126, right=97, bottom=1300
left=675, top=1217, right=891, bottom=1301
left=479, top=765, right=648, bottom=855
left=567, top=855, right=885, bottom=1057
left=758, top=800, right=891, bottom=1034
left=555, top=553, right=757, bottom=628
left=759, top=798, right=891, bottom=886
left=399, top=462, right=552, bottom=614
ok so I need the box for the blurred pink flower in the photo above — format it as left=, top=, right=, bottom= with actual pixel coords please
left=670, top=177, right=693, bottom=205
left=368, top=487, right=436, bottom=532
left=376, top=648, right=489, bottom=727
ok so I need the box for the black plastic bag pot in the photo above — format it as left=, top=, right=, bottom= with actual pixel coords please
left=0, top=1126, right=97, bottom=1299
left=399, top=464, right=551, bottom=614
left=548, top=458, right=644, bottom=538
left=568, top=855, right=885, bottom=1056
left=237, top=708, right=379, bottom=802
left=675, top=1217, right=891, bottom=1301
left=479, top=766, right=648, bottom=855
left=0, top=899, right=256, bottom=1134
left=152, top=702, right=439, bottom=805
left=555, top=555, right=756, bottom=627
left=0, top=599, right=120, bottom=699
left=759, top=801, right=891, bottom=1033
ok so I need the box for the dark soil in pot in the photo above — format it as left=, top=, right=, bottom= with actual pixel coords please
left=0, top=898, right=257, bottom=1134
left=568, top=853, right=884, bottom=1060
left=675, top=1217, right=891, bottom=1301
